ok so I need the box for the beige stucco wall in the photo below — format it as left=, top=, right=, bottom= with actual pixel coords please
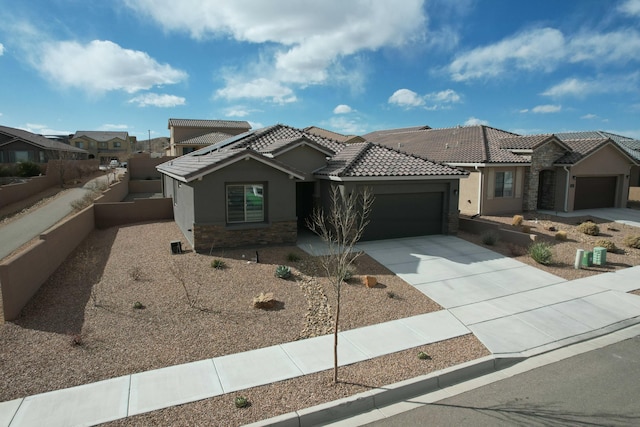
left=481, top=166, right=526, bottom=215
left=459, top=169, right=480, bottom=215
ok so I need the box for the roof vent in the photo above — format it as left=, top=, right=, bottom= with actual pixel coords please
left=445, top=143, right=449, bottom=149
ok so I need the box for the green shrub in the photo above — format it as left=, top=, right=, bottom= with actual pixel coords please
left=17, top=161, right=42, bottom=177
left=480, top=230, right=499, bottom=246
left=577, top=221, right=599, bottom=236
left=623, top=235, right=640, bottom=249
left=0, top=164, right=19, bottom=177
left=512, top=215, right=524, bottom=226
left=595, top=239, right=617, bottom=253
left=286, top=252, right=301, bottom=262
left=275, top=265, right=291, bottom=279
left=133, top=301, right=144, bottom=309
left=339, top=265, right=355, bottom=282
left=234, top=396, right=249, bottom=408
left=211, top=259, right=226, bottom=270
left=417, top=351, right=431, bottom=360
left=529, top=242, right=553, bottom=265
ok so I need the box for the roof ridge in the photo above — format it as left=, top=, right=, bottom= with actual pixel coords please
left=340, top=142, right=372, bottom=174
left=480, top=126, right=489, bottom=162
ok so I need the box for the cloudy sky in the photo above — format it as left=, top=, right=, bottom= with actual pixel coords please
left=1, top=0, right=639, bottom=141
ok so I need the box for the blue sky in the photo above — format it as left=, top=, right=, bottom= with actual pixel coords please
left=1, top=0, right=639, bottom=141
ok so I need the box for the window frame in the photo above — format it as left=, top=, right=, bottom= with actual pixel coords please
left=494, top=171, right=514, bottom=198
left=226, top=183, right=266, bottom=224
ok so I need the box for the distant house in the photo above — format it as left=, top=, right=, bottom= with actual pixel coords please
left=0, top=125, right=88, bottom=163
left=364, top=125, right=639, bottom=215
left=167, top=119, right=251, bottom=157
left=157, top=124, right=467, bottom=251
left=70, top=131, right=132, bottom=165
left=304, top=126, right=366, bottom=144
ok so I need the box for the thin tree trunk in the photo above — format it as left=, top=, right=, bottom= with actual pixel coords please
left=333, top=287, right=340, bottom=383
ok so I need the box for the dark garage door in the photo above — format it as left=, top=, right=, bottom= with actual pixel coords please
left=574, top=176, right=617, bottom=210
left=362, top=192, right=443, bottom=241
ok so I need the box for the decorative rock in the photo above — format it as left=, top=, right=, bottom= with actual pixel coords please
left=364, top=275, right=377, bottom=288
left=253, top=292, right=275, bottom=309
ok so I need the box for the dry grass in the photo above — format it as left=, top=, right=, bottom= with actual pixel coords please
left=0, top=221, right=488, bottom=426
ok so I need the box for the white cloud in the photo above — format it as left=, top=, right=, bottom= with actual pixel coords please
left=388, top=89, right=425, bottom=107
left=23, top=123, right=71, bottom=135
left=449, top=27, right=640, bottom=82
left=216, top=77, right=297, bottom=104
left=581, top=113, right=599, bottom=120
left=333, top=104, right=353, bottom=114
left=0, top=43, right=4, bottom=56
left=619, top=0, right=640, bottom=16
left=223, top=106, right=260, bottom=118
left=519, top=109, right=529, bottom=113
left=464, top=117, right=489, bottom=126
left=450, top=27, right=565, bottom=81
left=99, top=124, right=130, bottom=131
left=128, top=93, right=186, bottom=107
left=33, top=39, right=187, bottom=94
left=328, top=116, right=367, bottom=135
left=125, top=0, right=426, bottom=101
left=425, top=89, right=461, bottom=103
left=531, top=104, right=562, bottom=114
left=542, top=73, right=639, bottom=97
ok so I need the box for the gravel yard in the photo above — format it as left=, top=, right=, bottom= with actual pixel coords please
left=0, top=220, right=489, bottom=426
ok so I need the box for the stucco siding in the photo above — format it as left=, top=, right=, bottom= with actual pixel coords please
left=459, top=169, right=480, bottom=215
left=273, top=145, right=329, bottom=178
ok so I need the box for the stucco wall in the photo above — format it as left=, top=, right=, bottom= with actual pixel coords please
left=129, top=155, right=172, bottom=180
left=630, top=186, right=640, bottom=201
left=482, top=166, right=526, bottom=215
left=459, top=169, right=480, bottom=215
left=273, top=145, right=328, bottom=178
left=94, top=198, right=173, bottom=229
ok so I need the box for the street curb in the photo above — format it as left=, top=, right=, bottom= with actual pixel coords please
left=243, top=355, right=523, bottom=427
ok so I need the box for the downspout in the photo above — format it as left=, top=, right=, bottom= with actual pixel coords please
left=476, top=165, right=483, bottom=215
left=563, top=166, right=570, bottom=212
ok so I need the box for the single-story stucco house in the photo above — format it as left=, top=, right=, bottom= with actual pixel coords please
left=0, top=125, right=88, bottom=163
left=364, top=125, right=639, bottom=216
left=157, top=124, right=468, bottom=251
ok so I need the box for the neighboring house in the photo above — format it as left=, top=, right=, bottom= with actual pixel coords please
left=70, top=131, right=132, bottom=164
left=0, top=125, right=88, bottom=163
left=167, top=119, right=251, bottom=156
left=364, top=125, right=638, bottom=216
left=157, top=124, right=467, bottom=251
left=304, top=126, right=366, bottom=144
left=555, top=131, right=640, bottom=187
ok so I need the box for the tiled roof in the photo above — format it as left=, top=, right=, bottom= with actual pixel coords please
left=556, top=131, right=640, bottom=161
left=168, top=118, right=251, bottom=129
left=498, top=134, right=555, bottom=150
left=72, top=131, right=129, bottom=142
left=0, top=125, right=87, bottom=153
left=362, top=125, right=431, bottom=141
left=316, top=142, right=467, bottom=178
left=303, top=126, right=366, bottom=144
left=364, top=125, right=528, bottom=163
left=157, top=124, right=466, bottom=181
left=177, top=132, right=236, bottom=146
left=554, top=138, right=635, bottom=164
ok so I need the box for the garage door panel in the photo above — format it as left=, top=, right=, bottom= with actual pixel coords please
left=362, top=192, right=443, bottom=241
left=574, top=176, right=616, bottom=210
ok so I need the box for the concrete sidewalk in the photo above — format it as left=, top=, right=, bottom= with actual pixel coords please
left=538, top=207, right=640, bottom=228
left=2, top=235, right=640, bottom=426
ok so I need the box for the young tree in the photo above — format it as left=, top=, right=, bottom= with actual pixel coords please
left=307, top=185, right=374, bottom=383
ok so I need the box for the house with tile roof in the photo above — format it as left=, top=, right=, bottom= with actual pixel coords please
left=364, top=125, right=638, bottom=215
left=303, top=126, right=366, bottom=144
left=69, top=131, right=132, bottom=165
left=0, top=125, right=88, bottom=163
left=167, top=118, right=252, bottom=157
left=157, top=124, right=467, bottom=251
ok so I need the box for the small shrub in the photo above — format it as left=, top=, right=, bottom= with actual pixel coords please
left=577, top=221, right=599, bottom=236
left=386, top=291, right=396, bottom=299
left=69, top=333, right=83, bottom=347
left=529, top=242, right=553, bottom=265
left=512, top=215, right=524, bottom=226
left=506, top=243, right=526, bottom=256
left=129, top=266, right=143, bottom=281
left=275, top=265, right=291, bottom=279
left=555, top=231, right=568, bottom=241
left=70, top=193, right=95, bottom=211
left=623, top=235, right=640, bottom=249
left=286, top=252, right=301, bottom=262
left=339, top=265, right=356, bottom=282
left=235, top=396, right=249, bottom=408
left=417, top=351, right=431, bottom=360
left=480, top=230, right=499, bottom=246
left=211, top=259, right=226, bottom=270
left=16, top=161, right=42, bottom=177
left=133, top=301, right=145, bottom=309
left=521, top=224, right=532, bottom=233
left=595, top=239, right=618, bottom=253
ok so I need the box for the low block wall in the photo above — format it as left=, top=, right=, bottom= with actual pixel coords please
left=0, top=176, right=53, bottom=208
left=0, top=207, right=95, bottom=321
left=459, top=217, right=537, bottom=247
left=128, top=155, right=173, bottom=180
left=129, top=179, right=162, bottom=193
left=95, top=175, right=129, bottom=204
left=94, top=198, right=173, bottom=229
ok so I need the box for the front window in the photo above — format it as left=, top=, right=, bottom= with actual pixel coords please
left=76, top=141, right=84, bottom=149
left=99, top=142, right=108, bottom=149
left=114, top=142, right=121, bottom=148
left=495, top=171, right=513, bottom=197
left=227, top=184, right=264, bottom=223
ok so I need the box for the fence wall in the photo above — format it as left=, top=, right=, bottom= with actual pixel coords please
left=94, top=198, right=173, bottom=229
left=459, top=217, right=537, bottom=247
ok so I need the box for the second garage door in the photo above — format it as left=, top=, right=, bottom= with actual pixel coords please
left=574, top=176, right=617, bottom=210
left=362, top=192, right=443, bottom=241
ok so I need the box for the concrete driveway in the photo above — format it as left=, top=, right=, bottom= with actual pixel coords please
left=355, top=235, right=640, bottom=355
left=538, top=207, right=640, bottom=228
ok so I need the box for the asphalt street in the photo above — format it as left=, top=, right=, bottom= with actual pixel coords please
left=364, top=336, right=640, bottom=427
